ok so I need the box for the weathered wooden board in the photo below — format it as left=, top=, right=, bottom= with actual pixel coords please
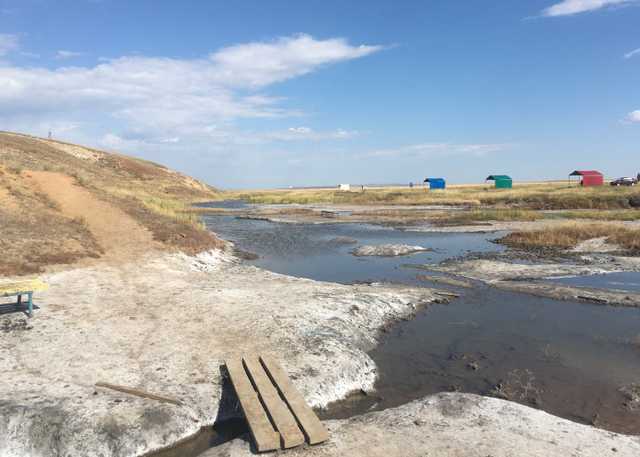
left=260, top=355, right=329, bottom=445
left=226, top=359, right=280, bottom=452
left=243, top=357, right=305, bottom=449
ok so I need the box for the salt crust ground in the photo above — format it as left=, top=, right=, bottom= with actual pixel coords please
left=209, top=393, right=640, bottom=457
left=350, top=244, right=430, bottom=257
left=0, top=250, right=444, bottom=457
left=3, top=251, right=639, bottom=457
left=435, top=257, right=640, bottom=283
left=431, top=255, right=640, bottom=306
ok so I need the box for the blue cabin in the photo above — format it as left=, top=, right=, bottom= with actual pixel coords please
left=423, top=177, right=446, bottom=190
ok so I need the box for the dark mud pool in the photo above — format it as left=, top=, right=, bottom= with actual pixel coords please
left=195, top=212, right=640, bottom=445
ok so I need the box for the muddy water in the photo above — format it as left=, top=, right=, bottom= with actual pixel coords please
left=322, top=286, right=640, bottom=434
left=201, top=213, right=640, bottom=436
left=204, top=215, right=504, bottom=284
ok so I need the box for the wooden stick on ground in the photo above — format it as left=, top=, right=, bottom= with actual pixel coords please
left=95, top=382, right=183, bottom=406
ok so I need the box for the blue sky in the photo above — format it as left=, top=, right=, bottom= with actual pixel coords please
left=1, top=0, right=639, bottom=188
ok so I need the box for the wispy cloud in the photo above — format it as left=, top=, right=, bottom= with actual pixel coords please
left=542, top=0, right=638, bottom=17
left=625, top=110, right=640, bottom=123
left=266, top=127, right=359, bottom=142
left=210, top=34, right=383, bottom=89
left=0, top=34, right=382, bottom=147
left=55, top=50, right=84, bottom=59
left=0, top=33, right=18, bottom=56
left=97, top=125, right=359, bottom=152
left=360, top=142, right=512, bottom=159
left=624, top=48, right=640, bottom=59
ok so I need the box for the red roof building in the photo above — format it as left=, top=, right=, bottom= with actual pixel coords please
left=569, top=170, right=604, bottom=187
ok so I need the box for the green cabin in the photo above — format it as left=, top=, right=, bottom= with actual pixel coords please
left=486, top=175, right=512, bottom=189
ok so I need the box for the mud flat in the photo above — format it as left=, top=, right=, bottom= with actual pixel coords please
left=493, top=280, right=640, bottom=307
left=434, top=257, right=640, bottom=283
left=433, top=257, right=640, bottom=306
left=209, top=393, right=640, bottom=457
left=0, top=250, right=447, bottom=457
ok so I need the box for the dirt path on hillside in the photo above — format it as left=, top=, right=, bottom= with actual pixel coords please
left=29, top=171, right=161, bottom=263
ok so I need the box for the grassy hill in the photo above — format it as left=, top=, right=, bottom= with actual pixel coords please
left=0, top=131, right=222, bottom=275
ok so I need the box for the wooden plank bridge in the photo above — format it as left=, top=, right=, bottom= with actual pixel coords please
left=225, top=355, right=329, bottom=452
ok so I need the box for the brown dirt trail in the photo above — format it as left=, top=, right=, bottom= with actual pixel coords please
left=29, top=171, right=161, bottom=263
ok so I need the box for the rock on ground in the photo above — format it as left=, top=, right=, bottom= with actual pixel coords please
left=0, top=250, right=445, bottom=457
left=351, top=244, right=431, bottom=257
left=209, top=393, right=640, bottom=457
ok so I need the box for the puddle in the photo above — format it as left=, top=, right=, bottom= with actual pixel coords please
left=201, top=209, right=640, bottom=436
left=552, top=272, right=640, bottom=293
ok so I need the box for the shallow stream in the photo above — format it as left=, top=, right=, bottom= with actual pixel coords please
left=199, top=211, right=640, bottom=436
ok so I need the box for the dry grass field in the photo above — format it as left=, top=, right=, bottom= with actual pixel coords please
left=228, top=182, right=640, bottom=210
left=500, top=222, right=640, bottom=252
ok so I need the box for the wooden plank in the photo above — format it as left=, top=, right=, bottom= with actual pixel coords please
left=259, top=355, right=329, bottom=445
left=226, top=359, right=280, bottom=452
left=243, top=357, right=305, bottom=449
left=95, top=382, right=182, bottom=406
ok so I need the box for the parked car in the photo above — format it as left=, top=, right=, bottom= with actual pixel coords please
left=610, top=177, right=637, bottom=186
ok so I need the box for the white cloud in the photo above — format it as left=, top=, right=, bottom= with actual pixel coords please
left=266, top=127, right=359, bottom=141
left=0, top=34, right=381, bottom=146
left=625, top=110, right=640, bottom=123
left=542, top=0, right=638, bottom=16
left=210, top=34, right=383, bottom=88
left=55, top=50, right=84, bottom=59
left=0, top=33, right=18, bottom=56
left=361, top=143, right=511, bottom=159
left=624, top=48, right=640, bottom=59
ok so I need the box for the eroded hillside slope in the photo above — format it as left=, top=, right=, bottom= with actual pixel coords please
left=0, top=131, right=223, bottom=275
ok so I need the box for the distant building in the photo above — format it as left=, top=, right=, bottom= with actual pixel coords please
left=569, top=170, right=604, bottom=187
left=486, top=175, right=512, bottom=189
left=338, top=184, right=351, bottom=191
left=423, top=177, right=446, bottom=190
